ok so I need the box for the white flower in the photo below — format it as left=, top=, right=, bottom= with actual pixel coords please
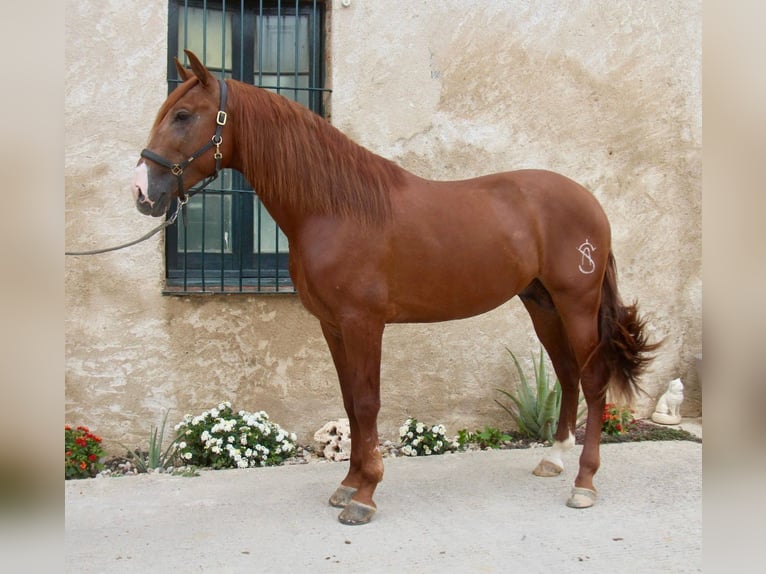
left=237, top=459, right=249, bottom=469
left=240, top=435, right=248, bottom=445
left=228, top=435, right=235, bottom=443
left=415, top=423, right=425, bottom=434
left=424, top=446, right=431, bottom=455
left=399, top=425, right=409, bottom=437
left=178, top=441, right=187, bottom=449
left=183, top=452, right=193, bottom=460
left=211, top=445, right=221, bottom=454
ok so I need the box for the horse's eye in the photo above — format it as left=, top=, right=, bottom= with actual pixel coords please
left=174, top=110, right=192, bottom=123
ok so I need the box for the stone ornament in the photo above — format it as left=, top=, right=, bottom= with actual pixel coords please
left=314, top=419, right=352, bottom=461
left=651, top=378, right=684, bottom=425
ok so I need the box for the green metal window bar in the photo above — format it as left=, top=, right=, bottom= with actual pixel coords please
left=164, top=0, right=329, bottom=294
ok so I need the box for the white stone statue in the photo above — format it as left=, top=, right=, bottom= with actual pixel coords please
left=651, top=378, right=684, bottom=425
left=314, top=418, right=352, bottom=461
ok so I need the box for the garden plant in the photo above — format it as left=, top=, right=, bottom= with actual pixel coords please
left=65, top=425, right=105, bottom=479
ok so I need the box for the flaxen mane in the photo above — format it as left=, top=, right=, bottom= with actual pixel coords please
left=228, top=80, right=404, bottom=224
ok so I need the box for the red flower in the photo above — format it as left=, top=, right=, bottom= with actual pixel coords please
left=65, top=425, right=72, bottom=431
left=79, top=461, right=87, bottom=470
left=77, top=426, right=89, bottom=432
left=88, top=454, right=98, bottom=461
left=65, top=450, right=73, bottom=457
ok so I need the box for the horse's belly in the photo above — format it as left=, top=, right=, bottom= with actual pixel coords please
left=386, top=254, right=534, bottom=323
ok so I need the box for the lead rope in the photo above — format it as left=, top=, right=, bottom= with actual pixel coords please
left=65, top=196, right=189, bottom=256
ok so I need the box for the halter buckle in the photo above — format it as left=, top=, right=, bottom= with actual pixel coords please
left=216, top=110, right=228, bottom=126
left=171, top=164, right=184, bottom=176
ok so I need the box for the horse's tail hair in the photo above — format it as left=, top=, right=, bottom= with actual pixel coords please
left=597, top=251, right=661, bottom=404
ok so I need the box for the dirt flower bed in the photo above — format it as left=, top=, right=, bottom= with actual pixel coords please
left=98, top=419, right=700, bottom=477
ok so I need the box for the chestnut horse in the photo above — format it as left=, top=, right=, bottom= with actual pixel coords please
left=134, top=51, right=657, bottom=525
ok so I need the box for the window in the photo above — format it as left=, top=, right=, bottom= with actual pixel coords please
left=165, top=0, right=326, bottom=293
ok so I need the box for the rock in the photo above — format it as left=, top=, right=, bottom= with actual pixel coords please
left=314, top=419, right=352, bottom=461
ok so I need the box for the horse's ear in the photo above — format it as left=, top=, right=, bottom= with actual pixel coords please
left=184, top=49, right=214, bottom=87
left=174, top=57, right=190, bottom=82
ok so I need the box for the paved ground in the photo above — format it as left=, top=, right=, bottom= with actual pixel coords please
left=65, top=421, right=701, bottom=573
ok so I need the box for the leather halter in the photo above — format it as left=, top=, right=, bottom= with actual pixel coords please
left=140, top=79, right=228, bottom=203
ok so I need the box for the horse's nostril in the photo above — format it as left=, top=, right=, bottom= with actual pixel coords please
left=133, top=163, right=150, bottom=204
left=134, top=186, right=155, bottom=207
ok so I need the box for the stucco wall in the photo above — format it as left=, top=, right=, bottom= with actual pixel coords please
left=65, top=0, right=701, bottom=454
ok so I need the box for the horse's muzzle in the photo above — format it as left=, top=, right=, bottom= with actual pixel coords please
left=133, top=162, right=170, bottom=217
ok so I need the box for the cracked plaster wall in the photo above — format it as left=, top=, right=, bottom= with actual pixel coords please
left=65, top=0, right=701, bottom=453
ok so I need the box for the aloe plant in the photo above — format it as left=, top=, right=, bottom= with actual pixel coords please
left=495, top=347, right=581, bottom=444
left=119, top=409, right=181, bottom=472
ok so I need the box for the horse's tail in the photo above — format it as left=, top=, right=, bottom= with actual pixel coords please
left=597, top=251, right=661, bottom=403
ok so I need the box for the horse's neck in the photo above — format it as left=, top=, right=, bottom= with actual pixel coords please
left=228, top=82, right=402, bottom=232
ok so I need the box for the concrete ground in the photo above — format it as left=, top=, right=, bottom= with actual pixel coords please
left=65, top=421, right=701, bottom=573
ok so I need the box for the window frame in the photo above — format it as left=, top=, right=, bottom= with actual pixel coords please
left=164, top=0, right=326, bottom=294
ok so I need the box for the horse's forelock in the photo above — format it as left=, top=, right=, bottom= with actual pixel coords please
left=151, top=77, right=200, bottom=130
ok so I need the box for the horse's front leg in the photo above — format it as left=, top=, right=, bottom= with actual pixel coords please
left=320, top=322, right=360, bottom=509
left=321, top=318, right=385, bottom=525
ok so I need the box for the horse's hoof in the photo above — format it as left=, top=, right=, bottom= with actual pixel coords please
left=566, top=487, right=597, bottom=508
left=329, top=485, right=357, bottom=508
left=533, top=459, right=563, bottom=477
left=338, top=500, right=376, bottom=525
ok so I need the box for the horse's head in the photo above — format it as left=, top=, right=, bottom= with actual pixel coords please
left=133, top=50, right=232, bottom=216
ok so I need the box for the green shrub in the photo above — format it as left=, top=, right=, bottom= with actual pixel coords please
left=495, top=346, right=583, bottom=444
left=456, top=426, right=512, bottom=449
left=175, top=402, right=298, bottom=469
left=398, top=417, right=458, bottom=456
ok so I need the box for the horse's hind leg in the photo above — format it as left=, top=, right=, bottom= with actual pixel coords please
left=549, top=290, right=610, bottom=509
left=519, top=280, right=581, bottom=477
